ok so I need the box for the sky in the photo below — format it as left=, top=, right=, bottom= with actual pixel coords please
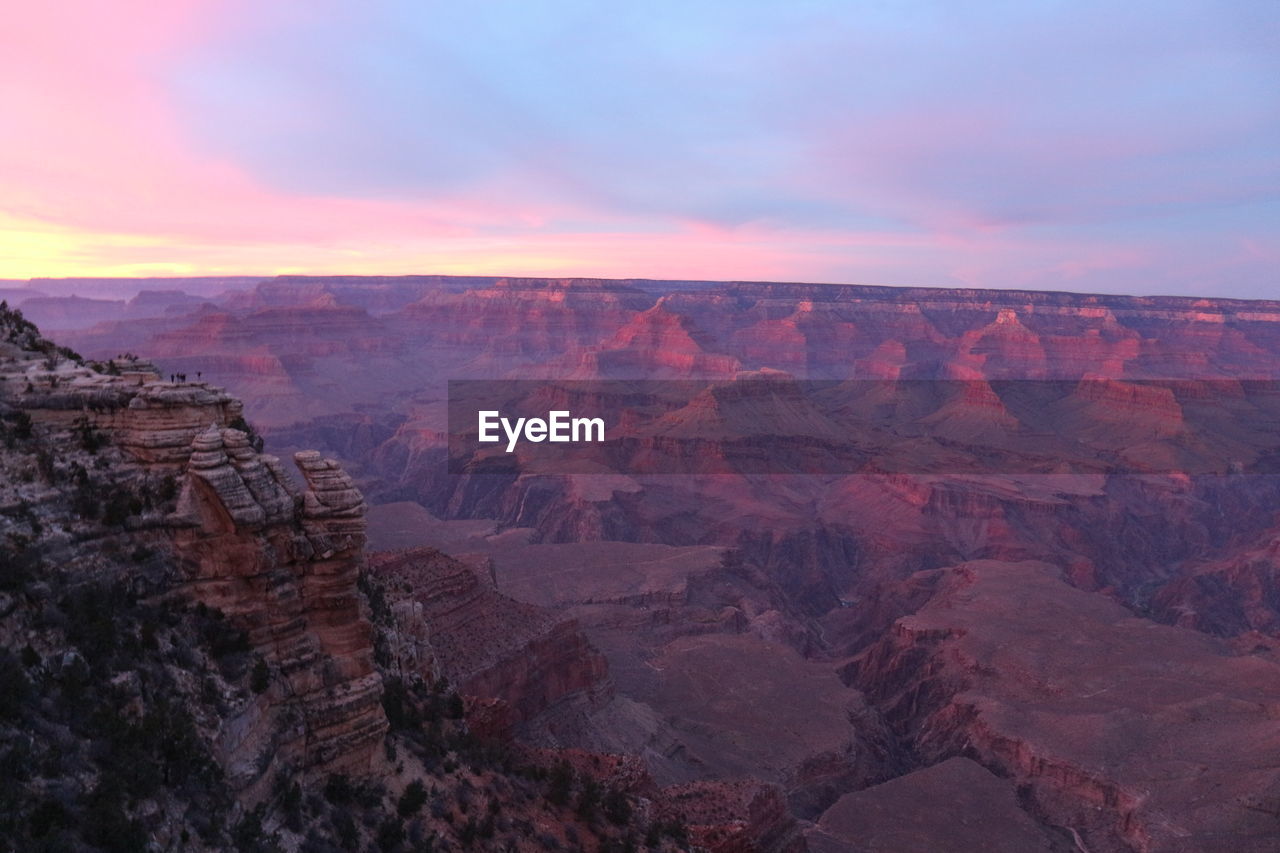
left=1, top=1, right=1277, bottom=297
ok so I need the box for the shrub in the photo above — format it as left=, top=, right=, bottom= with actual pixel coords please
left=5, top=410, right=32, bottom=440
left=200, top=610, right=252, bottom=660
left=547, top=761, right=573, bottom=807
left=382, top=677, right=421, bottom=730
left=398, top=779, right=428, bottom=818
left=331, top=810, right=358, bottom=849
left=376, top=815, right=405, bottom=851
left=278, top=779, right=304, bottom=832
left=0, top=651, right=31, bottom=719
left=232, top=804, right=282, bottom=852
left=603, top=787, right=632, bottom=826
left=81, top=784, right=147, bottom=853
left=73, top=416, right=104, bottom=453
left=228, top=415, right=265, bottom=453
left=251, top=657, right=270, bottom=694
left=324, top=773, right=353, bottom=805
left=27, top=796, right=71, bottom=838
left=576, top=778, right=600, bottom=821
left=101, top=489, right=134, bottom=527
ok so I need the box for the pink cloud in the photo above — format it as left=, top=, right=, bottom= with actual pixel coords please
left=0, top=1, right=1274, bottom=299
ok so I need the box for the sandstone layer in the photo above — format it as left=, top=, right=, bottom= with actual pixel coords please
left=2, top=349, right=387, bottom=794
left=369, top=547, right=612, bottom=737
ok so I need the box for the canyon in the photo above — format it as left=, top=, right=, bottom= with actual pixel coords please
left=4, top=274, right=1280, bottom=851
left=0, top=308, right=735, bottom=851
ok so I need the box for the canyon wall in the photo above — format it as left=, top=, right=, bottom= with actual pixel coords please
left=38, top=275, right=1280, bottom=850
left=370, top=547, right=612, bottom=738
left=844, top=560, right=1280, bottom=852
left=4, top=349, right=388, bottom=795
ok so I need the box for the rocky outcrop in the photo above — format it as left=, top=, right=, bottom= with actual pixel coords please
left=653, top=780, right=805, bottom=853
left=7, top=359, right=244, bottom=466
left=4, top=351, right=387, bottom=794
left=1149, top=520, right=1280, bottom=637
left=114, top=383, right=246, bottom=466
left=370, top=547, right=611, bottom=737
left=844, top=560, right=1280, bottom=853
left=172, top=435, right=385, bottom=790
left=180, top=425, right=295, bottom=528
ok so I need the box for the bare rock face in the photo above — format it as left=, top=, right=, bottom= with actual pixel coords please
left=369, top=547, right=611, bottom=737
left=173, top=437, right=385, bottom=790
left=616, top=631, right=897, bottom=817
left=1150, top=521, right=1280, bottom=636
left=5, top=355, right=387, bottom=794
left=653, top=779, right=806, bottom=853
left=112, top=383, right=246, bottom=465
left=180, top=425, right=296, bottom=529
left=845, top=560, right=1280, bottom=853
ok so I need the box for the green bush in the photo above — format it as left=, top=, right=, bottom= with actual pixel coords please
left=3, top=410, right=33, bottom=441
left=228, top=415, right=265, bottom=453
left=73, top=416, right=104, bottom=454
left=376, top=815, right=405, bottom=851
left=576, top=778, right=600, bottom=821
left=81, top=783, right=147, bottom=853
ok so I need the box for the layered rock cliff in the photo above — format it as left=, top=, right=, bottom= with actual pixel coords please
left=29, top=275, right=1280, bottom=851
left=2, top=340, right=388, bottom=795
left=0, top=309, right=701, bottom=852
left=843, top=560, right=1280, bottom=853
left=171, top=431, right=387, bottom=790
left=369, top=547, right=612, bottom=738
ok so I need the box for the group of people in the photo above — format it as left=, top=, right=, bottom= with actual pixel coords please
left=169, top=372, right=202, bottom=383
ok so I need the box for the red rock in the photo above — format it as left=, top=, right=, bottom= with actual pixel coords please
left=845, top=560, right=1280, bottom=852
left=370, top=547, right=612, bottom=736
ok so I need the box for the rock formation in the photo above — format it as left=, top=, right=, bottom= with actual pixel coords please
left=844, top=560, right=1280, bottom=852
left=807, top=757, right=1066, bottom=853
left=31, top=275, right=1280, bottom=850
left=369, top=547, right=611, bottom=738
left=172, top=430, right=386, bottom=790
left=2, top=347, right=387, bottom=795
left=0, top=311, right=736, bottom=852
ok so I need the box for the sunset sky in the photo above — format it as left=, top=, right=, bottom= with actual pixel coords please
left=2, top=1, right=1277, bottom=296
